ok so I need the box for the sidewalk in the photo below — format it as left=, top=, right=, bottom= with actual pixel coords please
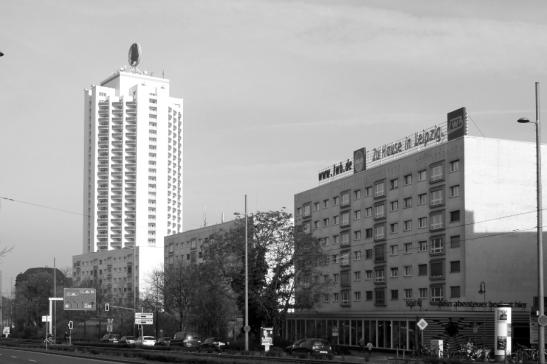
left=334, top=350, right=392, bottom=363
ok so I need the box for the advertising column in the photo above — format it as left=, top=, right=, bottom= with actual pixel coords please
left=494, top=304, right=512, bottom=362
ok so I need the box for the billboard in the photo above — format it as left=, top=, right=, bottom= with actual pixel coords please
left=447, top=107, right=467, bottom=141
left=353, top=148, right=366, bottom=174
left=64, top=288, right=96, bottom=311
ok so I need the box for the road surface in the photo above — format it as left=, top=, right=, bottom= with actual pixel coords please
left=0, top=347, right=134, bottom=364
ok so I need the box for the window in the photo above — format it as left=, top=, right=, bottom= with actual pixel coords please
left=340, top=252, right=350, bottom=265
left=374, top=269, right=385, bottom=282
left=365, top=249, right=373, bottom=259
left=366, top=291, right=373, bottom=301
left=430, top=211, right=444, bottom=230
left=418, top=216, right=428, bottom=229
left=404, top=288, right=413, bottom=299
left=333, top=215, right=339, bottom=225
left=430, top=260, right=444, bottom=278
left=419, top=288, right=428, bottom=299
left=418, top=169, right=427, bottom=181
left=403, top=197, right=412, bottom=208
left=449, top=159, right=460, bottom=173
left=354, top=210, right=361, bottom=220
left=390, top=267, right=399, bottom=277
left=365, top=186, right=372, bottom=197
left=450, top=235, right=461, bottom=248
left=334, top=196, right=340, bottom=206
left=375, top=203, right=385, bottom=218
left=333, top=273, right=339, bottom=282
left=365, top=207, right=372, bottom=217
left=390, top=223, right=398, bottom=234
left=375, top=288, right=386, bottom=306
left=375, top=225, right=385, bottom=239
left=419, top=240, right=428, bottom=252
left=391, top=289, right=399, bottom=300
left=390, top=200, right=399, bottom=211
left=303, top=204, right=311, bottom=217
left=314, top=220, right=319, bottom=229
left=353, top=230, right=362, bottom=241
left=341, top=191, right=350, bottom=206
left=375, top=181, right=385, bottom=197
left=314, top=202, right=320, bottom=211
left=390, top=244, right=398, bottom=255
left=430, top=236, right=444, bottom=254
left=323, top=199, right=329, bottom=208
left=450, top=210, right=461, bottom=223
left=403, top=220, right=412, bottom=232
left=323, top=218, right=330, bottom=227
left=353, top=271, right=361, bottom=281
left=450, top=260, right=461, bottom=273
left=341, top=211, right=350, bottom=226
left=418, top=193, right=427, bottom=206
left=418, top=264, right=428, bottom=276
left=366, top=270, right=373, bottom=280
left=404, top=174, right=412, bottom=185
left=354, top=189, right=362, bottom=200
left=341, top=231, right=350, bottom=245
left=404, top=265, right=412, bottom=276
left=430, top=189, right=444, bottom=207
left=365, top=228, right=373, bottom=239
left=374, top=245, right=385, bottom=262
left=449, top=185, right=460, bottom=198
left=450, top=286, right=461, bottom=298
left=303, top=222, right=311, bottom=233
left=354, top=291, right=362, bottom=301
left=431, top=164, right=444, bottom=182
left=431, top=286, right=444, bottom=302
left=333, top=235, right=340, bottom=244
left=296, top=207, right=302, bottom=216
left=390, top=178, right=399, bottom=190
left=333, top=293, right=339, bottom=302
left=404, top=242, right=413, bottom=253
left=323, top=294, right=329, bottom=303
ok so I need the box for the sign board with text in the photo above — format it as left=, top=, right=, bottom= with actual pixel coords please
left=134, top=313, right=153, bottom=325
left=64, top=288, right=96, bottom=311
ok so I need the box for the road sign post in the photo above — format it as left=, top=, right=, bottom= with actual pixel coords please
left=63, top=288, right=96, bottom=311
left=417, top=318, right=428, bottom=353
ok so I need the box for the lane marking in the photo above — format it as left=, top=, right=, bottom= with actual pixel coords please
left=28, top=360, right=37, bottom=363
left=11, top=355, right=17, bottom=358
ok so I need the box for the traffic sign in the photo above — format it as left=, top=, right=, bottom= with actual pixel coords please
left=538, top=315, right=547, bottom=327
left=134, top=313, right=153, bottom=325
left=68, top=321, right=73, bottom=330
left=41, top=315, right=51, bottom=323
left=417, top=318, right=428, bottom=331
left=64, top=288, right=96, bottom=311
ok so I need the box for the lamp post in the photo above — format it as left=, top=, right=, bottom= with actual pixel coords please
left=244, top=194, right=249, bottom=352
left=518, top=81, right=544, bottom=364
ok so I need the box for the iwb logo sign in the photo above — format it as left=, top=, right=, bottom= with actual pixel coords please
left=447, top=107, right=467, bottom=140
left=448, top=116, right=463, bottom=132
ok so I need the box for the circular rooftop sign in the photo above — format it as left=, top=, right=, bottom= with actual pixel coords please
left=128, top=43, right=141, bottom=67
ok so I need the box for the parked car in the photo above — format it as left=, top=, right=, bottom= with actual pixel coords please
left=286, top=338, right=333, bottom=359
left=119, top=336, right=136, bottom=345
left=198, top=337, right=228, bottom=352
left=136, top=336, right=156, bottom=347
left=171, top=332, right=201, bottom=349
left=100, top=333, right=120, bottom=344
left=155, top=336, right=171, bottom=346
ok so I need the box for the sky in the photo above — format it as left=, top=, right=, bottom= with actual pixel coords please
left=2, top=0, right=547, bottom=295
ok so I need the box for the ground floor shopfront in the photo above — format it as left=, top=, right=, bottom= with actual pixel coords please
left=284, top=308, right=530, bottom=351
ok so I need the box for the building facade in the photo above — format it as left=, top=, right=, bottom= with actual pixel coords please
left=289, top=108, right=546, bottom=350
left=74, top=51, right=183, bottom=304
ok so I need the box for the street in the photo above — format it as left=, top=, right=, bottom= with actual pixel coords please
left=0, top=347, right=133, bottom=364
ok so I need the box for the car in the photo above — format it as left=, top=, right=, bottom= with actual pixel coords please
left=100, top=333, right=120, bottom=344
left=286, top=338, right=333, bottom=359
left=155, top=336, right=171, bottom=346
left=136, top=335, right=156, bottom=347
left=171, top=332, right=202, bottom=349
left=198, top=337, right=228, bottom=352
left=119, top=336, right=136, bottom=345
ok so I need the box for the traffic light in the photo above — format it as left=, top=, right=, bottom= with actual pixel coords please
left=68, top=321, right=73, bottom=330
left=105, top=303, right=109, bottom=312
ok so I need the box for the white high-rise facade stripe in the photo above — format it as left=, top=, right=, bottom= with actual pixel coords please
left=83, top=70, right=183, bottom=254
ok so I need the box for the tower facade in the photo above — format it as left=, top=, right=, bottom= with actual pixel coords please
left=83, top=69, right=183, bottom=253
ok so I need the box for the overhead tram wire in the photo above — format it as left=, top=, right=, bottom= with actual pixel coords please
left=468, top=114, right=485, bottom=137
left=0, top=195, right=86, bottom=217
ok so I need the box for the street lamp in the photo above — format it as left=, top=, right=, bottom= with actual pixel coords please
left=518, top=81, right=544, bottom=364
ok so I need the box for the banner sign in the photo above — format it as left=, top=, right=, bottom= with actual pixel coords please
left=64, top=288, right=96, bottom=311
left=447, top=107, right=467, bottom=141
left=353, top=148, right=366, bottom=174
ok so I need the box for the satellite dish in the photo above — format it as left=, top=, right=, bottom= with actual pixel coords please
left=128, top=43, right=141, bottom=67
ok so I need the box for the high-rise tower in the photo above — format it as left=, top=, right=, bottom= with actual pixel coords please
left=75, top=45, right=183, bottom=305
